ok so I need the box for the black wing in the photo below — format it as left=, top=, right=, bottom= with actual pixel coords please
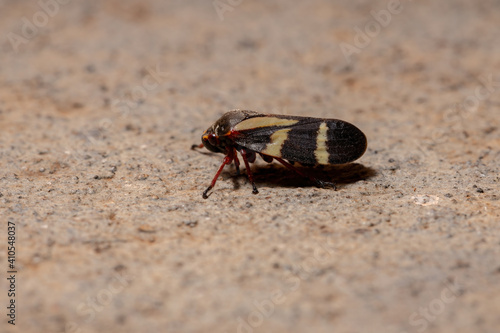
left=233, top=115, right=367, bottom=165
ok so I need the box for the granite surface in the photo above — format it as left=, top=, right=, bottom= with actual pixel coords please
left=1, top=1, right=499, bottom=332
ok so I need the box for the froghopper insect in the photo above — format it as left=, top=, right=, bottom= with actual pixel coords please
left=192, top=110, right=367, bottom=198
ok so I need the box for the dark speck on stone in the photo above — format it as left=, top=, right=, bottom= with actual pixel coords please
left=184, top=220, right=198, bottom=227
left=85, top=64, right=96, bottom=73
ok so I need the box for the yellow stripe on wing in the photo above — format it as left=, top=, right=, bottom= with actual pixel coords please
left=234, top=117, right=299, bottom=131
left=314, top=122, right=329, bottom=165
left=261, top=128, right=291, bottom=157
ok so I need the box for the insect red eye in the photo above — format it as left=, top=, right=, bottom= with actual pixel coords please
left=208, top=133, right=218, bottom=146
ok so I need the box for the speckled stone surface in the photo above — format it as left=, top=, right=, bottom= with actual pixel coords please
left=1, top=1, right=499, bottom=332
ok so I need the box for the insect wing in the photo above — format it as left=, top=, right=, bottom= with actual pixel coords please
left=233, top=115, right=366, bottom=165
left=319, top=119, right=367, bottom=164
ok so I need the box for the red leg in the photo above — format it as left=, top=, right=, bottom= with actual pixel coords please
left=240, top=149, right=259, bottom=194
left=274, top=157, right=336, bottom=190
left=203, top=154, right=233, bottom=199
left=233, top=152, right=241, bottom=175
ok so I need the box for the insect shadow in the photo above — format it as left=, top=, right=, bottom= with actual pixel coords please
left=226, top=162, right=376, bottom=190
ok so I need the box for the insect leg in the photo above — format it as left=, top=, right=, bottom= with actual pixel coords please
left=239, top=149, right=259, bottom=195
left=233, top=151, right=241, bottom=175
left=203, top=155, right=233, bottom=199
left=274, top=157, right=337, bottom=190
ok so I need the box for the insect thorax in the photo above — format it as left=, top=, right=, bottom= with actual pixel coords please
left=211, top=110, right=261, bottom=136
